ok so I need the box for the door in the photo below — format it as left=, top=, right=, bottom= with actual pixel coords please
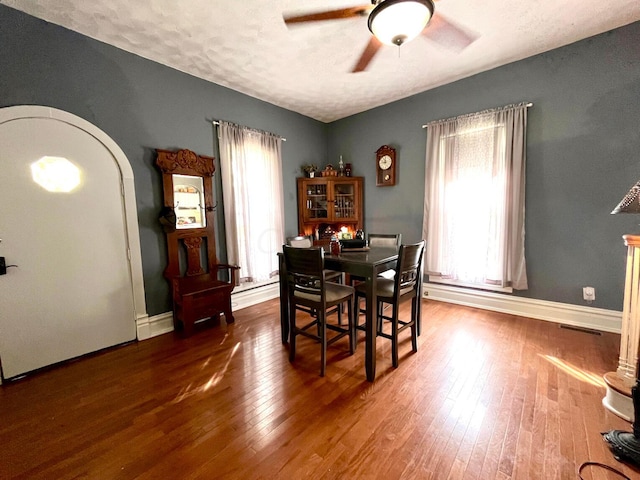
left=0, top=113, right=137, bottom=379
left=299, top=178, right=329, bottom=222
left=332, top=178, right=360, bottom=222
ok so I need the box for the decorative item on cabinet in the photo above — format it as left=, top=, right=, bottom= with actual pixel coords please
left=330, top=236, right=342, bottom=255
left=300, top=163, right=318, bottom=178
left=323, top=164, right=337, bottom=177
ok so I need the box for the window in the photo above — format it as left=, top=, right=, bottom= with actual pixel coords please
left=422, top=103, right=529, bottom=291
left=217, top=121, right=285, bottom=286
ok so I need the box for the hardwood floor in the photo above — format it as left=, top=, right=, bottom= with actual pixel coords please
left=1, top=299, right=638, bottom=479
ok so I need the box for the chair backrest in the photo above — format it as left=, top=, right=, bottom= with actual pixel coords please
left=282, top=245, right=325, bottom=306
left=368, top=233, right=402, bottom=248
left=393, top=240, right=425, bottom=300
left=286, top=235, right=314, bottom=248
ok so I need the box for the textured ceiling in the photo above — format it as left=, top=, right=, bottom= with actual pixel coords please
left=2, top=0, right=640, bottom=122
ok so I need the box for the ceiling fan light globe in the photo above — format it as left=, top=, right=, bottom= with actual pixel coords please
left=368, top=0, right=434, bottom=46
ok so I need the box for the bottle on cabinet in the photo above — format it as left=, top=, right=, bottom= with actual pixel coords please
left=330, top=235, right=341, bottom=255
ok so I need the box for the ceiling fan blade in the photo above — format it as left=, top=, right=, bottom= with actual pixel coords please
left=423, top=13, right=479, bottom=52
left=284, top=6, right=371, bottom=25
left=352, top=36, right=383, bottom=73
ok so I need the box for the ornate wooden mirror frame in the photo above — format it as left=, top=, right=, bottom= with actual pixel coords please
left=156, top=148, right=217, bottom=278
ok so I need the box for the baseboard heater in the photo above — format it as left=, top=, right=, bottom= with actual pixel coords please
left=559, top=324, right=601, bottom=335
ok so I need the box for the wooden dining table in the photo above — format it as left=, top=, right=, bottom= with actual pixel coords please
left=279, top=246, right=409, bottom=382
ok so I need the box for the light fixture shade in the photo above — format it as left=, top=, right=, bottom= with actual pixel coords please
left=611, top=180, right=640, bottom=214
left=368, top=0, right=434, bottom=46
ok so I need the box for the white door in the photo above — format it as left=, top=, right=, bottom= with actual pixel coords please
left=0, top=114, right=137, bottom=379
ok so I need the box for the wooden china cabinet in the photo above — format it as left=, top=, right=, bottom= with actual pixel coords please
left=296, top=176, right=363, bottom=239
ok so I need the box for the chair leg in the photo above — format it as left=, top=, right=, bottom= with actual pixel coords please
left=335, top=274, right=344, bottom=326
left=355, top=294, right=363, bottom=336
left=320, top=311, right=327, bottom=377
left=224, top=298, right=235, bottom=324
left=289, top=301, right=297, bottom=363
left=391, top=303, right=399, bottom=368
left=416, top=297, right=422, bottom=337
left=411, top=297, right=418, bottom=353
left=348, top=296, right=355, bottom=354
left=359, top=295, right=368, bottom=338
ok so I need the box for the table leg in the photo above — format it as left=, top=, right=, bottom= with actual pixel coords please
left=278, top=254, right=289, bottom=344
left=365, top=273, right=377, bottom=382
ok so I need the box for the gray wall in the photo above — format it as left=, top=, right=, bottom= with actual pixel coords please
left=2, top=3, right=639, bottom=314
left=327, top=22, right=640, bottom=311
left=0, top=5, right=328, bottom=316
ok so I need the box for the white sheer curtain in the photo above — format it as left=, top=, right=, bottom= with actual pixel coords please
left=422, top=103, right=528, bottom=290
left=217, top=121, right=285, bottom=285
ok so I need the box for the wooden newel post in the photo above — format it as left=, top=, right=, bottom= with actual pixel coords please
left=603, top=234, right=640, bottom=420
left=618, top=234, right=640, bottom=382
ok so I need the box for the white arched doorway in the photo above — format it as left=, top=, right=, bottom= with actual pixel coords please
left=0, top=106, right=148, bottom=380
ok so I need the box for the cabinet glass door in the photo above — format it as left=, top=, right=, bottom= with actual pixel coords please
left=305, top=183, right=328, bottom=220
left=333, top=181, right=357, bottom=220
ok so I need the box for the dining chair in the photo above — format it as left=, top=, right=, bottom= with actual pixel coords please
left=355, top=240, right=425, bottom=368
left=368, top=233, right=402, bottom=279
left=367, top=233, right=402, bottom=248
left=286, top=235, right=345, bottom=322
left=286, top=235, right=343, bottom=282
left=283, top=245, right=356, bottom=376
left=349, top=233, right=402, bottom=289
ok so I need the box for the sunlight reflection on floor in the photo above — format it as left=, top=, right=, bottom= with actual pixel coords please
left=446, top=329, right=489, bottom=433
left=172, top=342, right=241, bottom=403
left=541, top=354, right=607, bottom=388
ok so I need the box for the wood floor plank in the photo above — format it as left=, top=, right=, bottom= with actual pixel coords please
left=1, top=299, right=638, bottom=479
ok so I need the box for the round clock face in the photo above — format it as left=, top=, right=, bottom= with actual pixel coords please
left=378, top=154, right=392, bottom=170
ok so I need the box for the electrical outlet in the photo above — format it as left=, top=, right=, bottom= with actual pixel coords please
left=0, top=257, right=6, bottom=275
left=583, top=286, right=595, bottom=302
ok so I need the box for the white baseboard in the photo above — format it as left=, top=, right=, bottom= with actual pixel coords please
left=138, top=281, right=621, bottom=341
left=231, top=281, right=280, bottom=311
left=137, top=282, right=280, bottom=340
left=423, top=282, right=622, bottom=334
left=137, top=312, right=174, bottom=340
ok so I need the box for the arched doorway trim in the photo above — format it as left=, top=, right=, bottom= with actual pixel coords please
left=0, top=105, right=149, bottom=338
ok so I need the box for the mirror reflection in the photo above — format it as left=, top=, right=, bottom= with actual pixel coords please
left=173, top=174, right=205, bottom=229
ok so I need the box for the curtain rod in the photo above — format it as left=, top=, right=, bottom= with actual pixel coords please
left=421, top=102, right=533, bottom=129
left=212, top=119, right=286, bottom=141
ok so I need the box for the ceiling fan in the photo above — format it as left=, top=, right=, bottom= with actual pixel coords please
left=283, top=0, right=478, bottom=73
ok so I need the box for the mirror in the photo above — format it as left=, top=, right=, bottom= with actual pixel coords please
left=173, top=174, right=205, bottom=229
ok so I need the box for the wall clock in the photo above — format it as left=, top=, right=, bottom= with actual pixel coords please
left=376, top=145, right=396, bottom=187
